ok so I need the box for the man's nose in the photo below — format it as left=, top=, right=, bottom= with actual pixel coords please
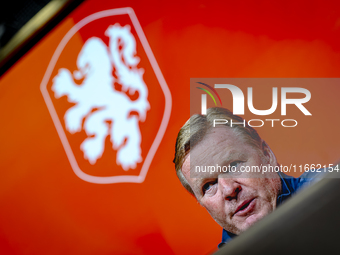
left=218, top=177, right=242, bottom=200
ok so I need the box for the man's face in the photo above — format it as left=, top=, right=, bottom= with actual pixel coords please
left=181, top=127, right=281, bottom=235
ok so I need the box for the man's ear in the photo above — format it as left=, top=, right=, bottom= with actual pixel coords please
left=261, top=140, right=278, bottom=165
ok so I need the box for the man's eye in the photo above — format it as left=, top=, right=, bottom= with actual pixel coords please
left=230, top=161, right=242, bottom=168
left=202, top=180, right=217, bottom=194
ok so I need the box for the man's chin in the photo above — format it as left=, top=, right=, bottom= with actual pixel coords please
left=235, top=213, right=265, bottom=234
left=220, top=211, right=268, bottom=235
left=245, top=214, right=262, bottom=228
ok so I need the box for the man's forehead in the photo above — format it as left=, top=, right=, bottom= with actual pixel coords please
left=190, top=148, right=242, bottom=167
left=199, top=126, right=237, bottom=144
left=192, top=126, right=247, bottom=153
left=189, top=128, right=247, bottom=166
left=182, top=127, right=253, bottom=184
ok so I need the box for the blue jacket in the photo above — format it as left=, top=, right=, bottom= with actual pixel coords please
left=218, top=171, right=324, bottom=248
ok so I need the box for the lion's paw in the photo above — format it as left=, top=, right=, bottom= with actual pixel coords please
left=80, top=137, right=105, bottom=165
left=117, top=144, right=142, bottom=171
left=64, top=108, right=83, bottom=134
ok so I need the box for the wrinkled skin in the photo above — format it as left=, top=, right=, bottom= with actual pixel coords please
left=181, top=127, right=281, bottom=234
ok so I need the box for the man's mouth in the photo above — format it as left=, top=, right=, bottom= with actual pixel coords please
left=234, top=198, right=256, bottom=216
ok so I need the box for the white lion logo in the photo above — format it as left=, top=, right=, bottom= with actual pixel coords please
left=51, top=23, right=149, bottom=170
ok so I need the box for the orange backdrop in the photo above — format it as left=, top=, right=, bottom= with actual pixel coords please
left=1, top=1, right=340, bottom=254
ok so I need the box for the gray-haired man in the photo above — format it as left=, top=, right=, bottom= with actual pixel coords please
left=173, top=107, right=322, bottom=247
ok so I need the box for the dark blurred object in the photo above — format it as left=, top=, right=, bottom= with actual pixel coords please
left=0, top=0, right=51, bottom=49
left=214, top=171, right=340, bottom=255
left=0, top=0, right=84, bottom=76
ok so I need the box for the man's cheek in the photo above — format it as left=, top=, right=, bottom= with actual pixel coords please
left=206, top=205, right=227, bottom=224
left=253, top=201, right=272, bottom=220
left=206, top=205, right=223, bottom=220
